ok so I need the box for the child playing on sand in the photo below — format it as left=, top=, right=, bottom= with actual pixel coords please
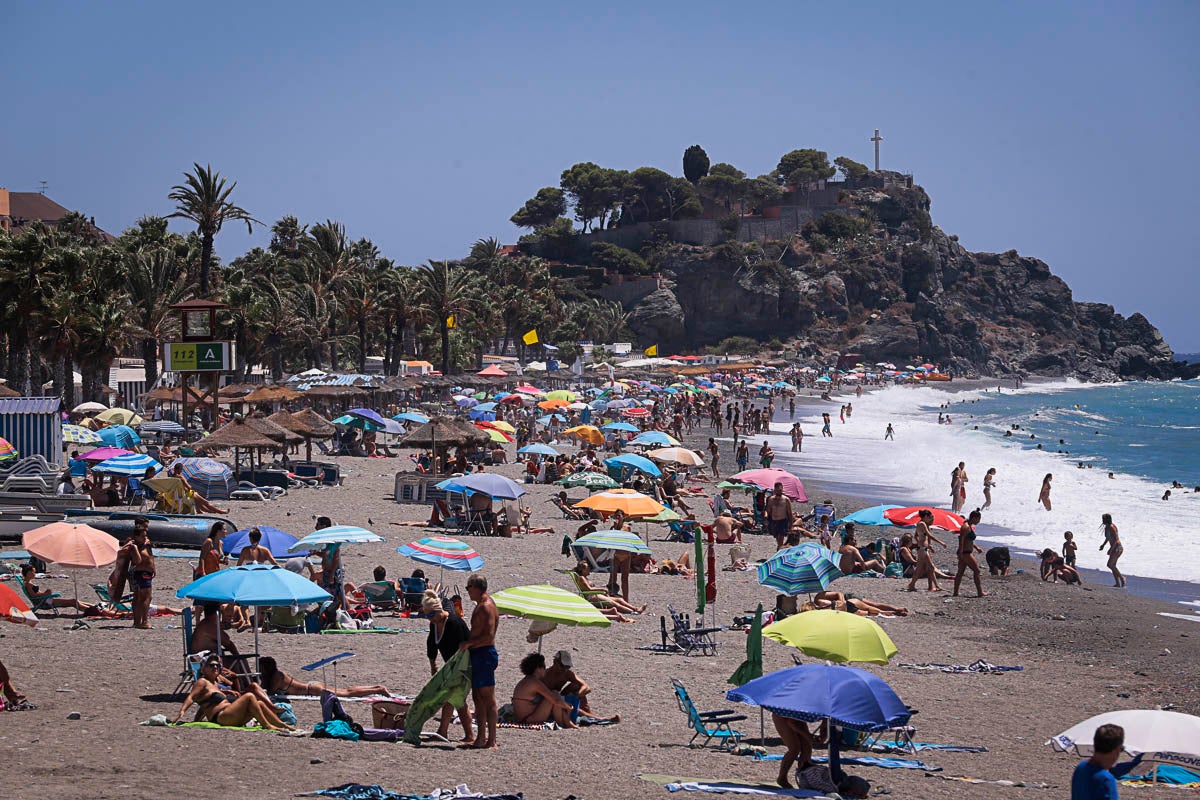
left=1062, top=531, right=1077, bottom=567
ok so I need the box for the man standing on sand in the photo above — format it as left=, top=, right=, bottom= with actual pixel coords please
left=459, top=574, right=499, bottom=749
left=1071, top=723, right=1142, bottom=799
left=885, top=423, right=895, bottom=441
left=765, top=482, right=794, bottom=550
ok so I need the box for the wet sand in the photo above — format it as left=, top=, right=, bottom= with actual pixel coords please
left=3, top=427, right=1198, bottom=799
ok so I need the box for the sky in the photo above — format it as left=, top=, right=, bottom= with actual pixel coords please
left=6, top=1, right=1199, bottom=350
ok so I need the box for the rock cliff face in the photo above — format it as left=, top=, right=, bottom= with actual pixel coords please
left=620, top=180, right=1189, bottom=380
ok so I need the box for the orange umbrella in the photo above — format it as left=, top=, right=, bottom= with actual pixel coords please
left=537, top=398, right=568, bottom=411
left=562, top=425, right=604, bottom=445
left=23, top=522, right=119, bottom=569
left=0, top=583, right=38, bottom=627
left=573, top=488, right=667, bottom=518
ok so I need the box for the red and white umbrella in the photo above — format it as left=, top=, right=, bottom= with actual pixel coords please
left=0, top=583, right=38, bottom=627
left=884, top=506, right=965, bottom=531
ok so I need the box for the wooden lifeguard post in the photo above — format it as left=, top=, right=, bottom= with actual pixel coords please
left=164, top=299, right=234, bottom=431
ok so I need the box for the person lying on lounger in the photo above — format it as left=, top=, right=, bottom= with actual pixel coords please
left=571, top=562, right=644, bottom=621
left=258, top=656, right=391, bottom=699
left=511, top=653, right=577, bottom=729
left=807, top=591, right=908, bottom=616
left=172, top=655, right=294, bottom=731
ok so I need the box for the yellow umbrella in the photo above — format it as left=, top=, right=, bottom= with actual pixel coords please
left=762, top=609, right=898, bottom=665
left=480, top=428, right=511, bottom=443
left=562, top=425, right=604, bottom=446
left=573, top=488, right=666, bottom=518
left=646, top=447, right=704, bottom=467
left=485, top=420, right=516, bottom=433
left=544, top=390, right=577, bottom=402
left=96, top=407, right=144, bottom=427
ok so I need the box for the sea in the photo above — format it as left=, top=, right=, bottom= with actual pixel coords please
left=766, top=378, right=1200, bottom=613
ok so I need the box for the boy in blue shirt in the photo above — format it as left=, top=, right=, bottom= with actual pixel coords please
left=1071, top=724, right=1142, bottom=799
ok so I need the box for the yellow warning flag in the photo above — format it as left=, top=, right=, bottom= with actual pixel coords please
left=446, top=315, right=456, bottom=329
left=522, top=329, right=539, bottom=346
left=644, top=344, right=658, bottom=357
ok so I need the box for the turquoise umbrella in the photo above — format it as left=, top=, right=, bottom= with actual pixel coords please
left=757, top=543, right=843, bottom=595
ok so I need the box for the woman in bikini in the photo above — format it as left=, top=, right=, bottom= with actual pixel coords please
left=982, top=468, right=996, bottom=510
left=1039, top=473, right=1053, bottom=511
left=572, top=562, right=642, bottom=621
left=235, top=527, right=280, bottom=566
left=172, top=657, right=294, bottom=731
left=808, top=591, right=908, bottom=616
left=1099, top=513, right=1125, bottom=587
left=952, top=510, right=987, bottom=597
left=905, top=510, right=946, bottom=592
left=258, top=656, right=389, bottom=699
left=196, top=523, right=228, bottom=578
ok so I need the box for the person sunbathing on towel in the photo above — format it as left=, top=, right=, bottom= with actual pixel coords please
left=20, top=564, right=98, bottom=614
left=656, top=552, right=695, bottom=577
left=571, top=562, right=644, bottom=620
left=172, top=656, right=294, bottom=731
left=808, top=591, right=908, bottom=616
left=511, top=653, right=577, bottom=729
left=258, top=656, right=390, bottom=699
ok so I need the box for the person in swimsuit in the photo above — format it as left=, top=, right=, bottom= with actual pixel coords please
left=128, top=518, right=156, bottom=629
left=765, top=483, right=794, bottom=551
left=982, top=468, right=996, bottom=510
left=20, top=564, right=98, bottom=614
left=1062, top=531, right=1078, bottom=567
left=196, top=523, right=228, bottom=578
left=906, top=510, right=946, bottom=592
left=424, top=593, right=474, bottom=742
left=1100, top=513, right=1125, bottom=587
left=572, top=562, right=641, bottom=621
left=108, top=536, right=134, bottom=604
left=809, top=591, right=908, bottom=616
left=1039, top=473, right=1053, bottom=511
left=460, top=574, right=499, bottom=749
left=236, top=527, right=281, bottom=566
left=952, top=510, right=988, bottom=597
left=167, top=463, right=230, bottom=515
left=258, top=656, right=389, bottom=699
left=172, top=656, right=294, bottom=731
left=510, top=652, right=577, bottom=728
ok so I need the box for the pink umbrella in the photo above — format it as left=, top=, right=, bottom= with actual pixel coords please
left=23, top=522, right=119, bottom=569
left=80, top=446, right=134, bottom=462
left=730, top=468, right=808, bottom=502
left=514, top=385, right=543, bottom=395
left=884, top=506, right=965, bottom=531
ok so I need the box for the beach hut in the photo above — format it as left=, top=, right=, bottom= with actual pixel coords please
left=0, top=397, right=63, bottom=466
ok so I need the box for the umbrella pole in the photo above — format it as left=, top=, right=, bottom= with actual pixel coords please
left=760, top=708, right=765, bottom=747
left=253, top=607, right=260, bottom=675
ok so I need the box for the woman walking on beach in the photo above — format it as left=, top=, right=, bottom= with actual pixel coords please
left=1038, top=473, right=1053, bottom=511
left=906, top=510, right=946, bottom=592
left=982, top=468, right=996, bottom=510
left=1099, top=513, right=1125, bottom=588
left=952, top=510, right=987, bottom=597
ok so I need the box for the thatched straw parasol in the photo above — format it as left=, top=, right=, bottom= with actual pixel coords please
left=270, top=409, right=336, bottom=462
left=244, top=415, right=304, bottom=445
left=243, top=386, right=301, bottom=403
left=0, top=383, right=21, bottom=398
left=400, top=416, right=492, bottom=475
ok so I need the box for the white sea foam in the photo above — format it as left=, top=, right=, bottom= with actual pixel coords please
left=763, top=382, right=1200, bottom=588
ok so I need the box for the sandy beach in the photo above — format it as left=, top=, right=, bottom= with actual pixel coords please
left=3, top=404, right=1199, bottom=800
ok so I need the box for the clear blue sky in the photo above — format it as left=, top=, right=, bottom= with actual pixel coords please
left=7, top=1, right=1198, bottom=349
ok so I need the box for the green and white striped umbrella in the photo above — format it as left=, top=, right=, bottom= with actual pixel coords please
left=492, top=584, right=610, bottom=627
left=575, top=528, right=653, bottom=555
left=556, top=471, right=619, bottom=490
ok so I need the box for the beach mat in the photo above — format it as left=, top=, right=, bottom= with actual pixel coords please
left=297, top=785, right=434, bottom=800
left=900, top=659, right=1023, bottom=674
left=878, top=741, right=988, bottom=753
left=1125, top=765, right=1200, bottom=786
left=745, top=752, right=938, bottom=771
left=638, top=775, right=829, bottom=797
left=930, top=774, right=1053, bottom=789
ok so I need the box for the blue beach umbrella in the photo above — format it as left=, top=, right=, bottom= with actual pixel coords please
left=332, top=414, right=382, bottom=432
left=726, top=663, right=911, bottom=732
left=757, top=542, right=843, bottom=595
left=536, top=414, right=567, bottom=425
left=518, top=443, right=559, bottom=457
left=575, top=528, right=653, bottom=556
left=629, top=430, right=680, bottom=447
left=224, top=526, right=300, bottom=558
left=601, top=421, right=639, bottom=433
left=604, top=453, right=662, bottom=477
left=832, top=505, right=905, bottom=527
left=171, top=457, right=235, bottom=500
left=435, top=472, right=526, bottom=500
left=97, top=424, right=141, bottom=449
left=473, top=402, right=498, bottom=413
left=289, top=525, right=384, bottom=551
left=177, top=563, right=330, bottom=606
left=92, top=453, right=163, bottom=476
left=393, top=412, right=430, bottom=425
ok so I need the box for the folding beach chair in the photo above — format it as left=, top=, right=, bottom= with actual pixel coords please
left=92, top=583, right=133, bottom=613
left=399, top=577, right=427, bottom=612
left=569, top=570, right=614, bottom=610
left=360, top=581, right=400, bottom=613
left=666, top=605, right=721, bottom=656
left=174, top=607, right=203, bottom=694
left=17, top=577, right=60, bottom=617
left=670, top=677, right=745, bottom=750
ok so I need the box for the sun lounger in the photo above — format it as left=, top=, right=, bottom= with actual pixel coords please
left=670, top=677, right=745, bottom=750
left=360, top=582, right=400, bottom=612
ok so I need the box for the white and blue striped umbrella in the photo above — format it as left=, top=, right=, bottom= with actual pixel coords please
left=171, top=457, right=235, bottom=500
left=92, top=453, right=163, bottom=476
left=139, top=420, right=187, bottom=436
left=62, top=424, right=103, bottom=445
left=757, top=543, right=844, bottom=596
left=288, top=525, right=384, bottom=551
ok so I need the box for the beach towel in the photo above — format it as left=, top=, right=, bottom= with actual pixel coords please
left=319, top=628, right=421, bottom=635
left=1124, top=765, right=1200, bottom=786
left=900, top=659, right=1023, bottom=674
left=637, top=643, right=684, bottom=653
left=298, top=785, right=434, bottom=800
left=664, top=782, right=826, bottom=797
left=746, top=752, right=938, bottom=771
left=497, top=721, right=557, bottom=730
left=402, top=649, right=471, bottom=744
left=931, top=775, right=1053, bottom=789
left=872, top=741, right=988, bottom=754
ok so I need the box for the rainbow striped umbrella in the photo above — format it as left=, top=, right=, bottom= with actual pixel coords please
left=397, top=536, right=485, bottom=580
left=62, top=424, right=103, bottom=445
left=0, top=437, right=18, bottom=461
left=757, top=542, right=844, bottom=596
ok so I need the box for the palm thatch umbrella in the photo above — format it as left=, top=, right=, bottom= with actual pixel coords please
left=400, top=416, right=492, bottom=475
left=192, top=417, right=281, bottom=474
left=270, top=409, right=335, bottom=462
left=0, top=384, right=21, bottom=398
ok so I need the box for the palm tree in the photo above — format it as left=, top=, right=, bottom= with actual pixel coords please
left=414, top=260, right=474, bottom=375
left=168, top=163, right=260, bottom=297
left=124, top=247, right=193, bottom=388
left=0, top=223, right=71, bottom=394
left=377, top=266, right=417, bottom=374
left=76, top=299, right=135, bottom=402
left=299, top=221, right=358, bottom=370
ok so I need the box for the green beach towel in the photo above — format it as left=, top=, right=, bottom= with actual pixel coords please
left=401, top=649, right=471, bottom=744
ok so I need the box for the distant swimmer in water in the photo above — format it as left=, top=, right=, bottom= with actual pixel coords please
left=1162, top=490, right=1171, bottom=501
left=1039, top=474, right=1053, bottom=511
left=1099, top=513, right=1125, bottom=588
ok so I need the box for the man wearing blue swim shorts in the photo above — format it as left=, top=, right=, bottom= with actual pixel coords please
left=460, top=574, right=499, bottom=749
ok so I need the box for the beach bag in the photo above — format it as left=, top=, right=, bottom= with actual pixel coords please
left=371, top=700, right=410, bottom=729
